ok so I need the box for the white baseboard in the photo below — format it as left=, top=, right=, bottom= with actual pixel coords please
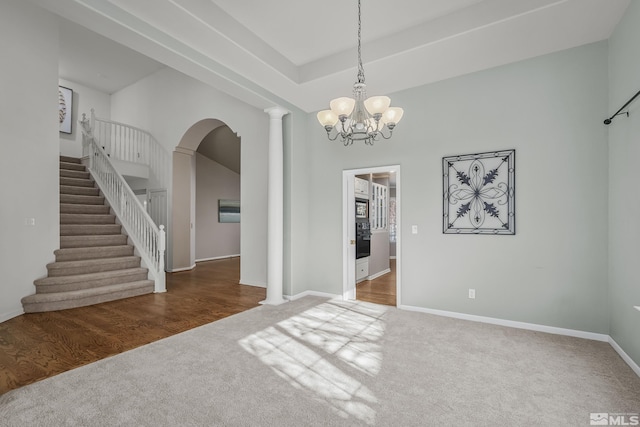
left=168, top=264, right=196, bottom=273
left=196, top=254, right=240, bottom=263
left=239, top=280, right=266, bottom=288
left=285, top=290, right=341, bottom=301
left=368, top=268, right=391, bottom=281
left=398, top=304, right=610, bottom=342
left=390, top=256, right=397, bottom=260
left=0, top=308, right=25, bottom=323
left=609, top=336, right=640, bottom=377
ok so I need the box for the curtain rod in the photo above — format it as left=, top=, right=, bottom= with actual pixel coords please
left=604, top=89, right=640, bottom=125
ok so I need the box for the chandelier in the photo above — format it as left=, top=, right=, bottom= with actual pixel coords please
left=317, top=0, right=404, bottom=146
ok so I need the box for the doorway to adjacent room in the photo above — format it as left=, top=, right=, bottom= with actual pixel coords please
left=342, top=165, right=401, bottom=307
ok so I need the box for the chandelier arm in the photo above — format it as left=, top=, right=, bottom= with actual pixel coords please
left=324, top=128, right=341, bottom=141
left=378, top=129, right=394, bottom=140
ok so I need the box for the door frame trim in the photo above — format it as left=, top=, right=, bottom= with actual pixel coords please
left=342, top=165, right=401, bottom=306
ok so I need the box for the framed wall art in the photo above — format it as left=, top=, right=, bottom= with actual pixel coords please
left=58, top=86, right=73, bottom=134
left=443, top=149, right=515, bottom=235
left=218, top=199, right=240, bottom=223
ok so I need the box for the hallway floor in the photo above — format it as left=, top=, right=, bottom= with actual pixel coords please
left=356, top=259, right=396, bottom=306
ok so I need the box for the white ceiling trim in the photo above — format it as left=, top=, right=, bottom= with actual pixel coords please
left=34, top=0, right=630, bottom=113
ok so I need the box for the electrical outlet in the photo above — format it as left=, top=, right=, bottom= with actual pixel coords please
left=468, top=289, right=476, bottom=299
left=24, top=218, right=35, bottom=226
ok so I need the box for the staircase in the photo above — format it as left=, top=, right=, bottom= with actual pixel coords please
left=21, top=156, right=154, bottom=313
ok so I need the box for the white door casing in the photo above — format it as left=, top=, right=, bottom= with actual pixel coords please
left=342, top=165, right=401, bottom=306
left=343, top=173, right=356, bottom=300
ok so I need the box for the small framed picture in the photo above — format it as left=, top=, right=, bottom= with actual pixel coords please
left=218, top=199, right=240, bottom=223
left=59, top=86, right=73, bottom=134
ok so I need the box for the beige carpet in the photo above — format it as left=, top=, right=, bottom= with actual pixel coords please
left=1, top=296, right=638, bottom=426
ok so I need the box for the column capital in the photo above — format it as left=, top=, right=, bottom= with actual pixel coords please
left=264, top=106, right=289, bottom=119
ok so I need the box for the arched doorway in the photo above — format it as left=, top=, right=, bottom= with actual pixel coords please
left=171, top=119, right=240, bottom=271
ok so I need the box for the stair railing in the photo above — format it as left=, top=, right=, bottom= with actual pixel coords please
left=83, top=109, right=169, bottom=189
left=80, top=115, right=166, bottom=293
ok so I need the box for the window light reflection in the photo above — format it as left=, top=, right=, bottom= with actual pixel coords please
left=238, top=300, right=387, bottom=425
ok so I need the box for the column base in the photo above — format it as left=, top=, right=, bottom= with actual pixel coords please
left=259, top=297, right=288, bottom=306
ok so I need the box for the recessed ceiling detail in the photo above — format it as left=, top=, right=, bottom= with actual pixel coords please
left=38, top=0, right=630, bottom=112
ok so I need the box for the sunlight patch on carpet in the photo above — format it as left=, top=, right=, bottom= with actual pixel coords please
left=239, top=300, right=387, bottom=425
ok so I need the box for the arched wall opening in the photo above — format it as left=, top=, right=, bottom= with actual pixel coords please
left=171, top=118, right=240, bottom=271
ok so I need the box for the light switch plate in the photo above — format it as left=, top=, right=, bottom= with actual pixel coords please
left=411, top=225, right=418, bottom=234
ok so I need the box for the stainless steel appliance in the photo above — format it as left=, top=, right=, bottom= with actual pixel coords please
left=355, top=198, right=370, bottom=259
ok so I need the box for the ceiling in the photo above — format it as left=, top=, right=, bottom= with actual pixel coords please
left=59, top=18, right=165, bottom=94
left=43, top=0, right=630, bottom=113
left=197, top=125, right=241, bottom=174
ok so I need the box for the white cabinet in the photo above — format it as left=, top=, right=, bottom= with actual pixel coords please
left=355, top=177, right=369, bottom=198
left=370, top=182, right=388, bottom=230
left=356, top=257, right=369, bottom=282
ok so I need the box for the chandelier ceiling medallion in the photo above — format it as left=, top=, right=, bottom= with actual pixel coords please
left=317, top=0, right=404, bottom=146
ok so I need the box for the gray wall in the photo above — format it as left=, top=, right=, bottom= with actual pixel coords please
left=58, top=78, right=110, bottom=158
left=0, top=0, right=59, bottom=321
left=370, top=176, right=390, bottom=277
left=195, top=153, right=240, bottom=261
left=608, top=1, right=640, bottom=367
left=283, top=111, right=311, bottom=297
left=110, top=68, right=269, bottom=286
left=300, top=41, right=610, bottom=334
left=369, top=232, right=390, bottom=277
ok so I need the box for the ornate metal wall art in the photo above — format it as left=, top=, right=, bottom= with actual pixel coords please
left=443, top=150, right=515, bottom=235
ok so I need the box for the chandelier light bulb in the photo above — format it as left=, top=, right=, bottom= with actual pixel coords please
left=329, top=97, right=356, bottom=117
left=364, top=96, right=391, bottom=115
left=317, top=110, right=339, bottom=127
left=381, top=107, right=404, bottom=126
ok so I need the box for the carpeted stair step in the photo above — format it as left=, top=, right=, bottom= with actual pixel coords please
left=46, top=256, right=141, bottom=277
left=20, top=155, right=158, bottom=314
left=55, top=245, right=134, bottom=262
left=60, top=156, right=81, bottom=164
left=60, top=194, right=105, bottom=205
left=60, top=203, right=111, bottom=215
left=60, top=185, right=100, bottom=197
left=21, top=280, right=154, bottom=313
left=60, top=213, right=115, bottom=225
left=34, top=267, right=149, bottom=293
left=60, top=169, right=90, bottom=180
left=60, top=161, right=86, bottom=172
left=61, top=234, right=128, bottom=248
left=60, top=224, right=121, bottom=236
left=60, top=176, right=95, bottom=188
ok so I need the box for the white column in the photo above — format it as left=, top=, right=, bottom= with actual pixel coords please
left=261, top=106, right=289, bottom=305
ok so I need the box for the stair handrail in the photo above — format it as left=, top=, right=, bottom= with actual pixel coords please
left=84, top=109, right=170, bottom=189
left=80, top=115, right=166, bottom=293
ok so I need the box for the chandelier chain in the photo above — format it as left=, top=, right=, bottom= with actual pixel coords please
left=356, top=0, right=365, bottom=84
left=317, top=0, right=403, bottom=145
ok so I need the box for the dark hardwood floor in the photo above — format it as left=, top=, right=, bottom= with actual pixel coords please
left=0, top=257, right=265, bottom=395
left=357, top=259, right=396, bottom=306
